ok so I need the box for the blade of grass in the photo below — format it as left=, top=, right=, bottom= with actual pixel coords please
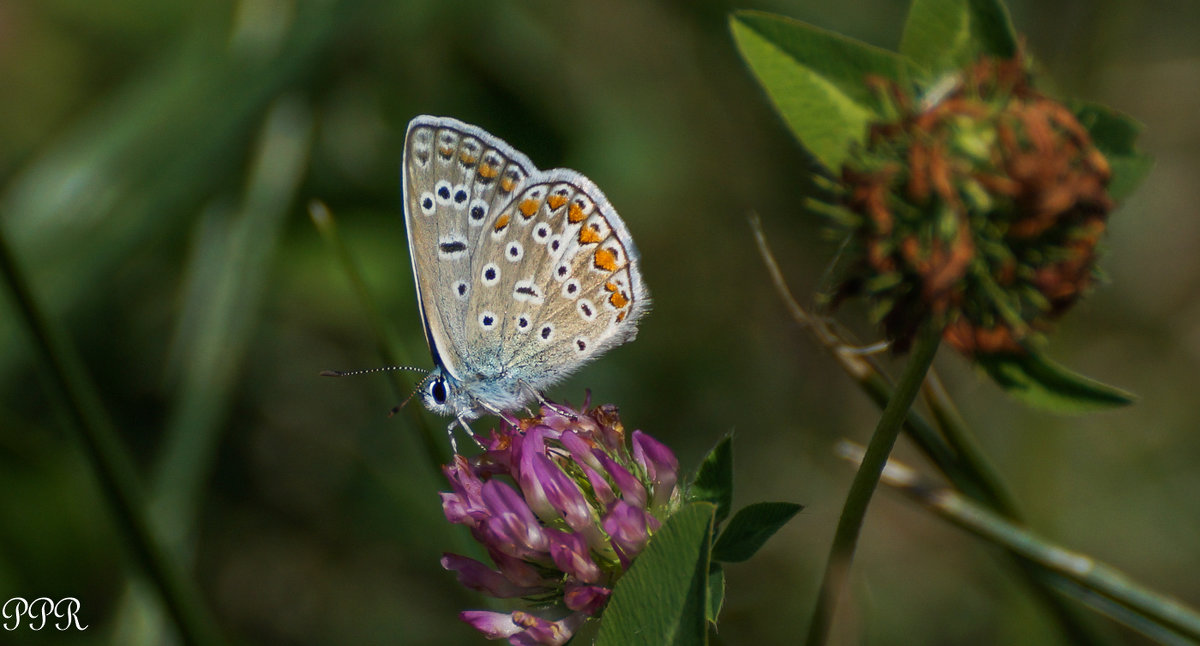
left=1047, top=577, right=1197, bottom=646
left=113, top=96, right=316, bottom=646
left=309, top=201, right=450, bottom=471
left=921, top=370, right=1124, bottom=645
left=154, top=96, right=314, bottom=544
left=309, top=202, right=482, bottom=576
left=0, top=224, right=223, bottom=646
left=0, top=0, right=356, bottom=379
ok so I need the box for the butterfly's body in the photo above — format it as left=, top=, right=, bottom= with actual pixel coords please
left=401, top=116, right=649, bottom=428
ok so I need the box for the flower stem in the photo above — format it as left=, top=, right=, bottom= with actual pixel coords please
left=804, top=322, right=941, bottom=646
left=0, top=229, right=223, bottom=646
left=920, top=371, right=1119, bottom=646
left=847, top=446, right=1200, bottom=644
left=749, top=213, right=964, bottom=481
left=751, top=217, right=1116, bottom=643
left=923, top=370, right=1021, bottom=516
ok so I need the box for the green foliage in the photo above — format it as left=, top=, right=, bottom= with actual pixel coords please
left=705, top=564, right=725, bottom=626
left=686, top=434, right=733, bottom=523
left=157, top=99, right=314, bottom=522
left=899, top=0, right=1017, bottom=70
left=0, top=2, right=353, bottom=369
left=729, top=11, right=912, bottom=173
left=2, top=1, right=1193, bottom=644
left=712, top=502, right=803, bottom=563
left=1074, top=102, right=1155, bottom=202
left=731, top=1, right=1149, bottom=415
left=597, top=491, right=803, bottom=643
left=596, top=502, right=716, bottom=646
left=977, top=351, right=1135, bottom=413
left=676, top=436, right=802, bottom=629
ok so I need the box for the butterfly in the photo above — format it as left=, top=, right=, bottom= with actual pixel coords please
left=401, top=115, right=649, bottom=445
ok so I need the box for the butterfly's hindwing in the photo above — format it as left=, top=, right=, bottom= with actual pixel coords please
left=465, top=175, right=645, bottom=392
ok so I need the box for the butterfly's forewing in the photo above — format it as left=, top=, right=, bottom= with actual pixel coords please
left=402, top=117, right=534, bottom=380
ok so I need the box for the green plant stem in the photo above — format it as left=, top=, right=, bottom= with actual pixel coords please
left=836, top=346, right=1114, bottom=644
left=308, top=202, right=492, bottom=578
left=309, top=200, right=449, bottom=471
left=155, top=96, right=313, bottom=547
left=0, top=228, right=222, bottom=646
left=943, top=494, right=1200, bottom=643
left=805, top=322, right=941, bottom=646
left=923, top=370, right=1020, bottom=515
left=1046, top=578, right=1195, bottom=646
left=751, top=216, right=1116, bottom=643
left=749, top=214, right=966, bottom=486
left=920, top=372, right=1120, bottom=646
left=921, top=373, right=1115, bottom=644
left=850, top=447, right=1200, bottom=644
left=853, top=360, right=974, bottom=490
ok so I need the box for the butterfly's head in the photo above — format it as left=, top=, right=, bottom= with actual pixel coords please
left=418, top=367, right=475, bottom=418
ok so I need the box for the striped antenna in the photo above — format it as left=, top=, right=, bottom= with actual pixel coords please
left=320, top=365, right=429, bottom=377
left=320, top=365, right=434, bottom=417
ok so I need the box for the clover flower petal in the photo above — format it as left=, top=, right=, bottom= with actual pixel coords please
left=440, top=400, right=681, bottom=643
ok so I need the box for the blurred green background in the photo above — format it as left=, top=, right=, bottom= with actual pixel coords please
left=1, top=0, right=1198, bottom=644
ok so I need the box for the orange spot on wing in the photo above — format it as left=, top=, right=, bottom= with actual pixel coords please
left=478, top=163, right=498, bottom=178
left=519, top=199, right=540, bottom=218
left=609, top=291, right=629, bottom=309
left=459, top=152, right=477, bottom=165
left=438, top=146, right=454, bottom=158
left=578, top=226, right=603, bottom=245
left=604, top=281, right=618, bottom=292
left=500, top=177, right=516, bottom=192
left=616, top=310, right=627, bottom=323
left=494, top=213, right=511, bottom=231
left=568, top=202, right=587, bottom=223
left=547, top=194, right=567, bottom=210
left=593, top=248, right=618, bottom=271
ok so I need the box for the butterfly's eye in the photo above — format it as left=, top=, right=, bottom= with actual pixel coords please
left=430, top=378, right=448, bottom=405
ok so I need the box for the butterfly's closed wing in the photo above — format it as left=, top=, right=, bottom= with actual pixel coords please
left=402, top=115, right=648, bottom=416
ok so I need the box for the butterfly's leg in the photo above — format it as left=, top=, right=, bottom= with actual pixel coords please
left=472, top=399, right=522, bottom=426
left=444, top=419, right=460, bottom=454
left=452, top=416, right=487, bottom=451
left=520, top=381, right=578, bottom=420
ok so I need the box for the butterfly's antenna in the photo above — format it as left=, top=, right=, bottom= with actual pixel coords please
left=319, top=366, right=429, bottom=378
left=320, top=365, right=433, bottom=416
left=390, top=372, right=435, bottom=417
